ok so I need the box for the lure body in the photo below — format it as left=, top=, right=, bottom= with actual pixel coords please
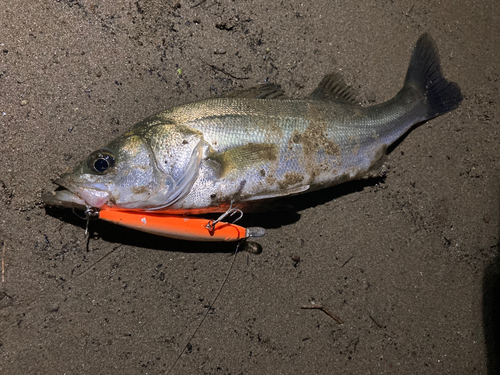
left=98, top=208, right=263, bottom=242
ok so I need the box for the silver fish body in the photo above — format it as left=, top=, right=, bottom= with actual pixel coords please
left=43, top=34, right=462, bottom=214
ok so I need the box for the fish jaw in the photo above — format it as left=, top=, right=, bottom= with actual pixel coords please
left=42, top=188, right=87, bottom=210
left=69, top=185, right=110, bottom=208
left=43, top=175, right=111, bottom=209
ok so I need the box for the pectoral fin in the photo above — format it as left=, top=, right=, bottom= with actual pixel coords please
left=207, top=143, right=279, bottom=177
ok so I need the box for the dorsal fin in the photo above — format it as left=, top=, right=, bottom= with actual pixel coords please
left=220, top=83, right=288, bottom=99
left=307, top=73, right=359, bottom=104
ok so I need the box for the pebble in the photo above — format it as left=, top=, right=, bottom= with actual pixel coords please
left=242, top=241, right=262, bottom=254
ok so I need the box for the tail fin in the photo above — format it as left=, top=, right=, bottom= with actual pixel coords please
left=404, top=33, right=463, bottom=119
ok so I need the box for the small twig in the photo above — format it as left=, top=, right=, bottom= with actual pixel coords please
left=199, top=58, right=249, bottom=80
left=301, top=304, right=344, bottom=324
left=2, top=241, right=6, bottom=283
left=351, top=337, right=360, bottom=353
left=190, top=0, right=206, bottom=8
left=369, top=313, right=383, bottom=328
left=341, top=255, right=353, bottom=268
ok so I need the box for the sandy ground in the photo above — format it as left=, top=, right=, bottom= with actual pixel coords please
left=1, top=0, right=499, bottom=374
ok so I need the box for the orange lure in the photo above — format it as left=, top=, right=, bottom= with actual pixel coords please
left=98, top=208, right=265, bottom=242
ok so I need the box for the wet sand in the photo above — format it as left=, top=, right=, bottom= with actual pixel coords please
left=1, top=1, right=499, bottom=373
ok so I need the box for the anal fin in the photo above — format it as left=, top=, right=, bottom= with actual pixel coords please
left=243, top=184, right=310, bottom=201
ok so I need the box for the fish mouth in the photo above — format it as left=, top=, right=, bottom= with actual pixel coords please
left=42, top=177, right=110, bottom=210
left=42, top=186, right=88, bottom=210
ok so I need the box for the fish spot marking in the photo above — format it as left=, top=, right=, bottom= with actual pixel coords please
left=347, top=134, right=362, bottom=156
left=302, top=104, right=341, bottom=157
left=292, top=131, right=302, bottom=144
left=298, top=103, right=342, bottom=184
left=288, top=130, right=303, bottom=151
left=278, top=172, right=304, bottom=190
left=131, top=186, right=149, bottom=194
left=352, top=144, right=360, bottom=156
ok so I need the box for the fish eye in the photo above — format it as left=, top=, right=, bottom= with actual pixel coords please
left=87, top=149, right=115, bottom=174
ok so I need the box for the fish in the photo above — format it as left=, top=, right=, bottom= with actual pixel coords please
left=43, top=34, right=462, bottom=220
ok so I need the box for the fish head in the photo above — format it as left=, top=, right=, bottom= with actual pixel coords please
left=43, top=123, right=204, bottom=210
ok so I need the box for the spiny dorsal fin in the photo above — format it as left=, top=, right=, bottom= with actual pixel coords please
left=307, top=73, right=359, bottom=104
left=220, top=83, right=288, bottom=99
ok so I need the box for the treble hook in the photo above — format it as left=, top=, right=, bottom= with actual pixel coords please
left=206, top=201, right=243, bottom=231
left=84, top=207, right=99, bottom=219
left=70, top=207, right=99, bottom=251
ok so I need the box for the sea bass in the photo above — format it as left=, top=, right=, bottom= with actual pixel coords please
left=43, top=34, right=462, bottom=216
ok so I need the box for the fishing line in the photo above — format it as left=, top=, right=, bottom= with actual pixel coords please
left=167, top=240, right=242, bottom=374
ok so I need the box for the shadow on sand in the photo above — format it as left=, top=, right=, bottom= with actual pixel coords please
left=483, top=194, right=500, bottom=375
left=44, top=176, right=383, bottom=253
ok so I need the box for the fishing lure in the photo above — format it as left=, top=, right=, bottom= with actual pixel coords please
left=97, top=207, right=265, bottom=242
